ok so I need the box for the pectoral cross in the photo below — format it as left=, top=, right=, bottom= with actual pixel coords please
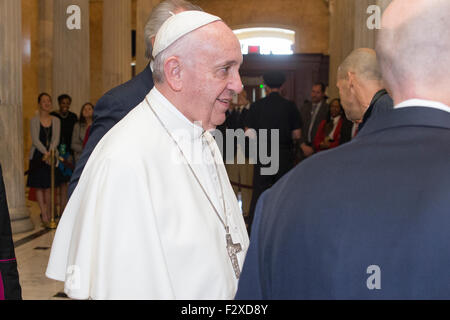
left=226, top=232, right=242, bottom=279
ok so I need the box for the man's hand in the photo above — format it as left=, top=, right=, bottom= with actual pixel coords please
left=300, top=143, right=314, bottom=157
left=319, top=138, right=331, bottom=149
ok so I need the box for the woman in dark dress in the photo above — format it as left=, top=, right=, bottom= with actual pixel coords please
left=313, top=98, right=345, bottom=152
left=27, top=93, right=61, bottom=225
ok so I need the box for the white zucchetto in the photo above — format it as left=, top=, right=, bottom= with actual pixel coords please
left=152, top=10, right=222, bottom=58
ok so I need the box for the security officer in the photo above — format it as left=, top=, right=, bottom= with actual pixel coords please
left=244, top=71, right=301, bottom=234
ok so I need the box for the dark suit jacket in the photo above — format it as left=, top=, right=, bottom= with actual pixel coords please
left=236, top=106, right=450, bottom=299
left=0, top=164, right=22, bottom=300
left=68, top=65, right=154, bottom=197
left=221, top=107, right=250, bottom=161
left=299, top=100, right=329, bottom=156
left=358, top=89, right=393, bottom=132
left=339, top=115, right=355, bottom=145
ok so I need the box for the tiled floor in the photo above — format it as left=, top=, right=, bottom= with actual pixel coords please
left=12, top=199, right=66, bottom=300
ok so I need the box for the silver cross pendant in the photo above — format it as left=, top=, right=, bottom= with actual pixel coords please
left=226, top=233, right=242, bottom=279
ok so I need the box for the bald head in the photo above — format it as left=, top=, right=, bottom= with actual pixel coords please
left=376, top=0, right=450, bottom=105
left=336, top=48, right=385, bottom=122
left=338, top=48, right=382, bottom=82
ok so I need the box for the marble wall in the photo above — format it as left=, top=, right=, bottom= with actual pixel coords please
left=1, top=0, right=34, bottom=233
left=135, top=0, right=159, bottom=73
left=327, top=0, right=392, bottom=100
left=102, top=0, right=132, bottom=94
left=191, top=0, right=330, bottom=54
left=22, top=0, right=40, bottom=172
left=52, top=0, right=90, bottom=117
left=89, top=0, right=103, bottom=105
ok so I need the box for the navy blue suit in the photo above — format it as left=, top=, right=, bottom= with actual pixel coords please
left=358, top=89, right=393, bottom=132
left=236, top=106, right=450, bottom=299
left=68, top=65, right=154, bottom=197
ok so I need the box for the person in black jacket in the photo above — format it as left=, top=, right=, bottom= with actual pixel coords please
left=0, top=164, right=22, bottom=300
left=244, top=71, right=301, bottom=234
left=68, top=0, right=203, bottom=198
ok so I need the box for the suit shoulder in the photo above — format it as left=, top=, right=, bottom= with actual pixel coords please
left=98, top=67, right=154, bottom=108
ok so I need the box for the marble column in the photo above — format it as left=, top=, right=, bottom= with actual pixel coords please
left=53, top=0, right=90, bottom=116
left=0, top=0, right=34, bottom=234
left=103, top=0, right=132, bottom=93
left=39, top=0, right=54, bottom=96
left=328, top=0, right=355, bottom=100
left=135, top=0, right=159, bottom=73
left=328, top=0, right=392, bottom=99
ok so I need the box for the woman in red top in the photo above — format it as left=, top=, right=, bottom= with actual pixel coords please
left=313, top=98, right=344, bottom=152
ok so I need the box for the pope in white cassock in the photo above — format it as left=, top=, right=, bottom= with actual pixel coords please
left=46, top=11, right=249, bottom=300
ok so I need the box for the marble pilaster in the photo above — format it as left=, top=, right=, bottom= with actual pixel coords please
left=328, top=0, right=392, bottom=99
left=0, top=0, right=34, bottom=234
left=103, top=0, right=132, bottom=93
left=135, top=0, right=159, bottom=73
left=52, top=0, right=90, bottom=116
left=38, top=0, right=54, bottom=96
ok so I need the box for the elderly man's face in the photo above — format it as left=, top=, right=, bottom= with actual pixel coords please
left=182, top=22, right=243, bottom=130
left=336, top=78, right=360, bottom=122
left=311, top=85, right=325, bottom=104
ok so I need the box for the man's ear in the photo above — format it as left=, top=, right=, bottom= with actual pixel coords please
left=164, top=56, right=183, bottom=92
left=347, top=71, right=356, bottom=89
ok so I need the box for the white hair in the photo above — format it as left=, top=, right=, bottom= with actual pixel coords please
left=152, top=27, right=197, bottom=84
left=143, top=0, right=203, bottom=60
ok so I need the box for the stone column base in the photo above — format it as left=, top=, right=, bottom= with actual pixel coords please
left=10, top=206, right=35, bottom=234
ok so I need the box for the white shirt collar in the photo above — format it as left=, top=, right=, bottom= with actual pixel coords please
left=147, top=87, right=204, bottom=140
left=394, top=99, right=450, bottom=114
left=313, top=100, right=322, bottom=109
left=332, top=115, right=341, bottom=124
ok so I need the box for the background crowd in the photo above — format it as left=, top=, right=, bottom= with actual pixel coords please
left=26, top=93, right=94, bottom=226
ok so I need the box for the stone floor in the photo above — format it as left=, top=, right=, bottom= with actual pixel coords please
left=12, top=199, right=67, bottom=300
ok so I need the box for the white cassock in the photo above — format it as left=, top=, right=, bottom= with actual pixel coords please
left=46, top=88, right=249, bottom=300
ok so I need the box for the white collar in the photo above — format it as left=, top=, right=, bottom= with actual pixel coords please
left=147, top=87, right=204, bottom=140
left=394, top=99, right=450, bottom=114
left=332, top=115, right=341, bottom=124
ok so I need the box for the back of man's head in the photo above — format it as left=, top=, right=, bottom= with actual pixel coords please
left=263, top=71, right=286, bottom=89
left=338, top=48, right=382, bottom=83
left=376, top=0, right=450, bottom=105
left=144, top=0, right=203, bottom=60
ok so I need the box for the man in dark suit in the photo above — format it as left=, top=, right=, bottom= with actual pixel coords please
left=298, top=83, right=329, bottom=161
left=336, top=48, right=393, bottom=134
left=244, top=71, right=301, bottom=234
left=0, top=164, right=22, bottom=300
left=223, top=91, right=253, bottom=218
left=236, top=0, right=450, bottom=299
left=68, top=0, right=202, bottom=197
